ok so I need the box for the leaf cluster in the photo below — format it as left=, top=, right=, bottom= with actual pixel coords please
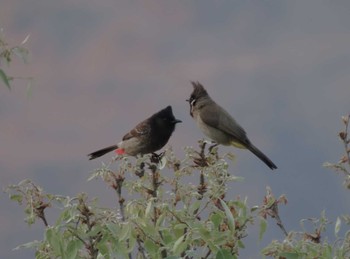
left=6, top=142, right=257, bottom=258
left=0, top=28, right=32, bottom=92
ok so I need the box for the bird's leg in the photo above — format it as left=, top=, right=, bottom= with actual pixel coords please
left=199, top=141, right=207, bottom=157
left=208, top=142, right=218, bottom=153
left=150, top=151, right=165, bottom=164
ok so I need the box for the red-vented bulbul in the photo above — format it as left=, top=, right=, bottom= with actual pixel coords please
left=88, top=106, right=181, bottom=160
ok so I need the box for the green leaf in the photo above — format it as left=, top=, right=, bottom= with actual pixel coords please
left=161, top=229, right=173, bottom=245
left=156, top=212, right=165, bottom=227
left=142, top=221, right=157, bottom=237
left=13, top=240, right=42, bottom=250
left=212, top=232, right=230, bottom=246
left=87, top=225, right=102, bottom=238
left=66, top=239, right=81, bottom=259
left=174, top=223, right=187, bottom=231
left=172, top=234, right=186, bottom=255
left=189, top=200, right=201, bottom=214
left=119, top=224, right=130, bottom=241
left=145, top=200, right=153, bottom=217
left=335, top=217, right=341, bottom=236
left=0, top=68, right=10, bottom=89
left=279, top=252, right=300, bottom=259
left=144, top=239, right=158, bottom=255
left=250, top=206, right=259, bottom=212
left=225, top=152, right=236, bottom=161
left=198, top=225, right=211, bottom=240
left=219, top=199, right=235, bottom=233
left=126, top=235, right=136, bottom=253
left=106, top=223, right=119, bottom=237
left=10, top=194, right=23, bottom=203
left=216, top=248, right=236, bottom=259
left=210, top=212, right=224, bottom=229
left=259, top=218, right=267, bottom=241
left=45, top=227, right=61, bottom=256
left=237, top=240, right=245, bottom=249
left=96, top=242, right=109, bottom=257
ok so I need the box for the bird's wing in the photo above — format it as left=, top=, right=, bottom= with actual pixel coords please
left=122, top=119, right=151, bottom=141
left=200, top=103, right=249, bottom=145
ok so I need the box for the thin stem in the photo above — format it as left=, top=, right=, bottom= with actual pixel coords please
left=268, top=202, right=288, bottom=237
left=136, top=238, right=147, bottom=259
left=343, top=118, right=350, bottom=168
left=114, top=173, right=126, bottom=221
left=133, top=220, right=164, bottom=246
left=113, top=171, right=132, bottom=259
left=78, top=201, right=99, bottom=259
left=148, top=163, right=167, bottom=258
left=68, top=228, right=88, bottom=247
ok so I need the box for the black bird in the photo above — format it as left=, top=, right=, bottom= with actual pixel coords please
left=88, top=106, right=181, bottom=160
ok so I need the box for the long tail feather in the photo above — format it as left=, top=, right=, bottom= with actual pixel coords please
left=247, top=144, right=277, bottom=170
left=88, top=145, right=119, bottom=160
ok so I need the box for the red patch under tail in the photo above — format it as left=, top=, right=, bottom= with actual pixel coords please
left=115, top=148, right=126, bottom=155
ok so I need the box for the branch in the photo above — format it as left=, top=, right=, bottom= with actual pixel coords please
left=111, top=170, right=132, bottom=259
left=77, top=197, right=100, bottom=259
left=340, top=115, right=350, bottom=168
left=260, top=187, right=288, bottom=237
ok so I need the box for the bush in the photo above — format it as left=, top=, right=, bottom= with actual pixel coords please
left=6, top=115, right=350, bottom=258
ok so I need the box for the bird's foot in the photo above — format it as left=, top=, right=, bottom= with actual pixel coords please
left=208, top=143, right=218, bottom=153
left=150, top=151, right=165, bottom=164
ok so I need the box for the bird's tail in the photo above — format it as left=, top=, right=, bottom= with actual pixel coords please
left=88, top=145, right=119, bottom=160
left=247, top=144, right=277, bottom=170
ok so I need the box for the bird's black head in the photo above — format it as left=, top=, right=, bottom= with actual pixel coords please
left=149, top=106, right=181, bottom=151
left=154, top=106, right=182, bottom=129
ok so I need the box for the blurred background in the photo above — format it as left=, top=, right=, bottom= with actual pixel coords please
left=1, top=1, right=350, bottom=258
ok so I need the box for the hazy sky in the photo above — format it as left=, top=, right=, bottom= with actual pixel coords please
left=1, top=1, right=350, bottom=258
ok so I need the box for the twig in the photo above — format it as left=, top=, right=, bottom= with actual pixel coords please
left=132, top=220, right=163, bottom=246
left=195, top=200, right=211, bottom=219
left=68, top=228, right=88, bottom=247
left=260, top=187, right=288, bottom=237
left=167, top=209, right=190, bottom=227
left=149, top=162, right=167, bottom=258
left=77, top=198, right=99, bottom=259
left=270, top=202, right=288, bottom=237
left=136, top=238, right=147, bottom=258
left=341, top=115, right=350, bottom=167
left=35, top=201, right=49, bottom=227
left=197, top=170, right=207, bottom=200
left=193, top=141, right=209, bottom=167
left=113, top=172, right=126, bottom=221
left=112, top=171, right=132, bottom=259
left=203, top=248, right=211, bottom=259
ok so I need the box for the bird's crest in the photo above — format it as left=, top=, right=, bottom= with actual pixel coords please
left=190, top=81, right=208, bottom=98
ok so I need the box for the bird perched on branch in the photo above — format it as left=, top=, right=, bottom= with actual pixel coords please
left=88, top=106, right=181, bottom=160
left=187, top=82, right=277, bottom=170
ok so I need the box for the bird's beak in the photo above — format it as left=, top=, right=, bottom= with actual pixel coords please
left=185, top=99, right=190, bottom=102
left=174, top=119, right=182, bottom=124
